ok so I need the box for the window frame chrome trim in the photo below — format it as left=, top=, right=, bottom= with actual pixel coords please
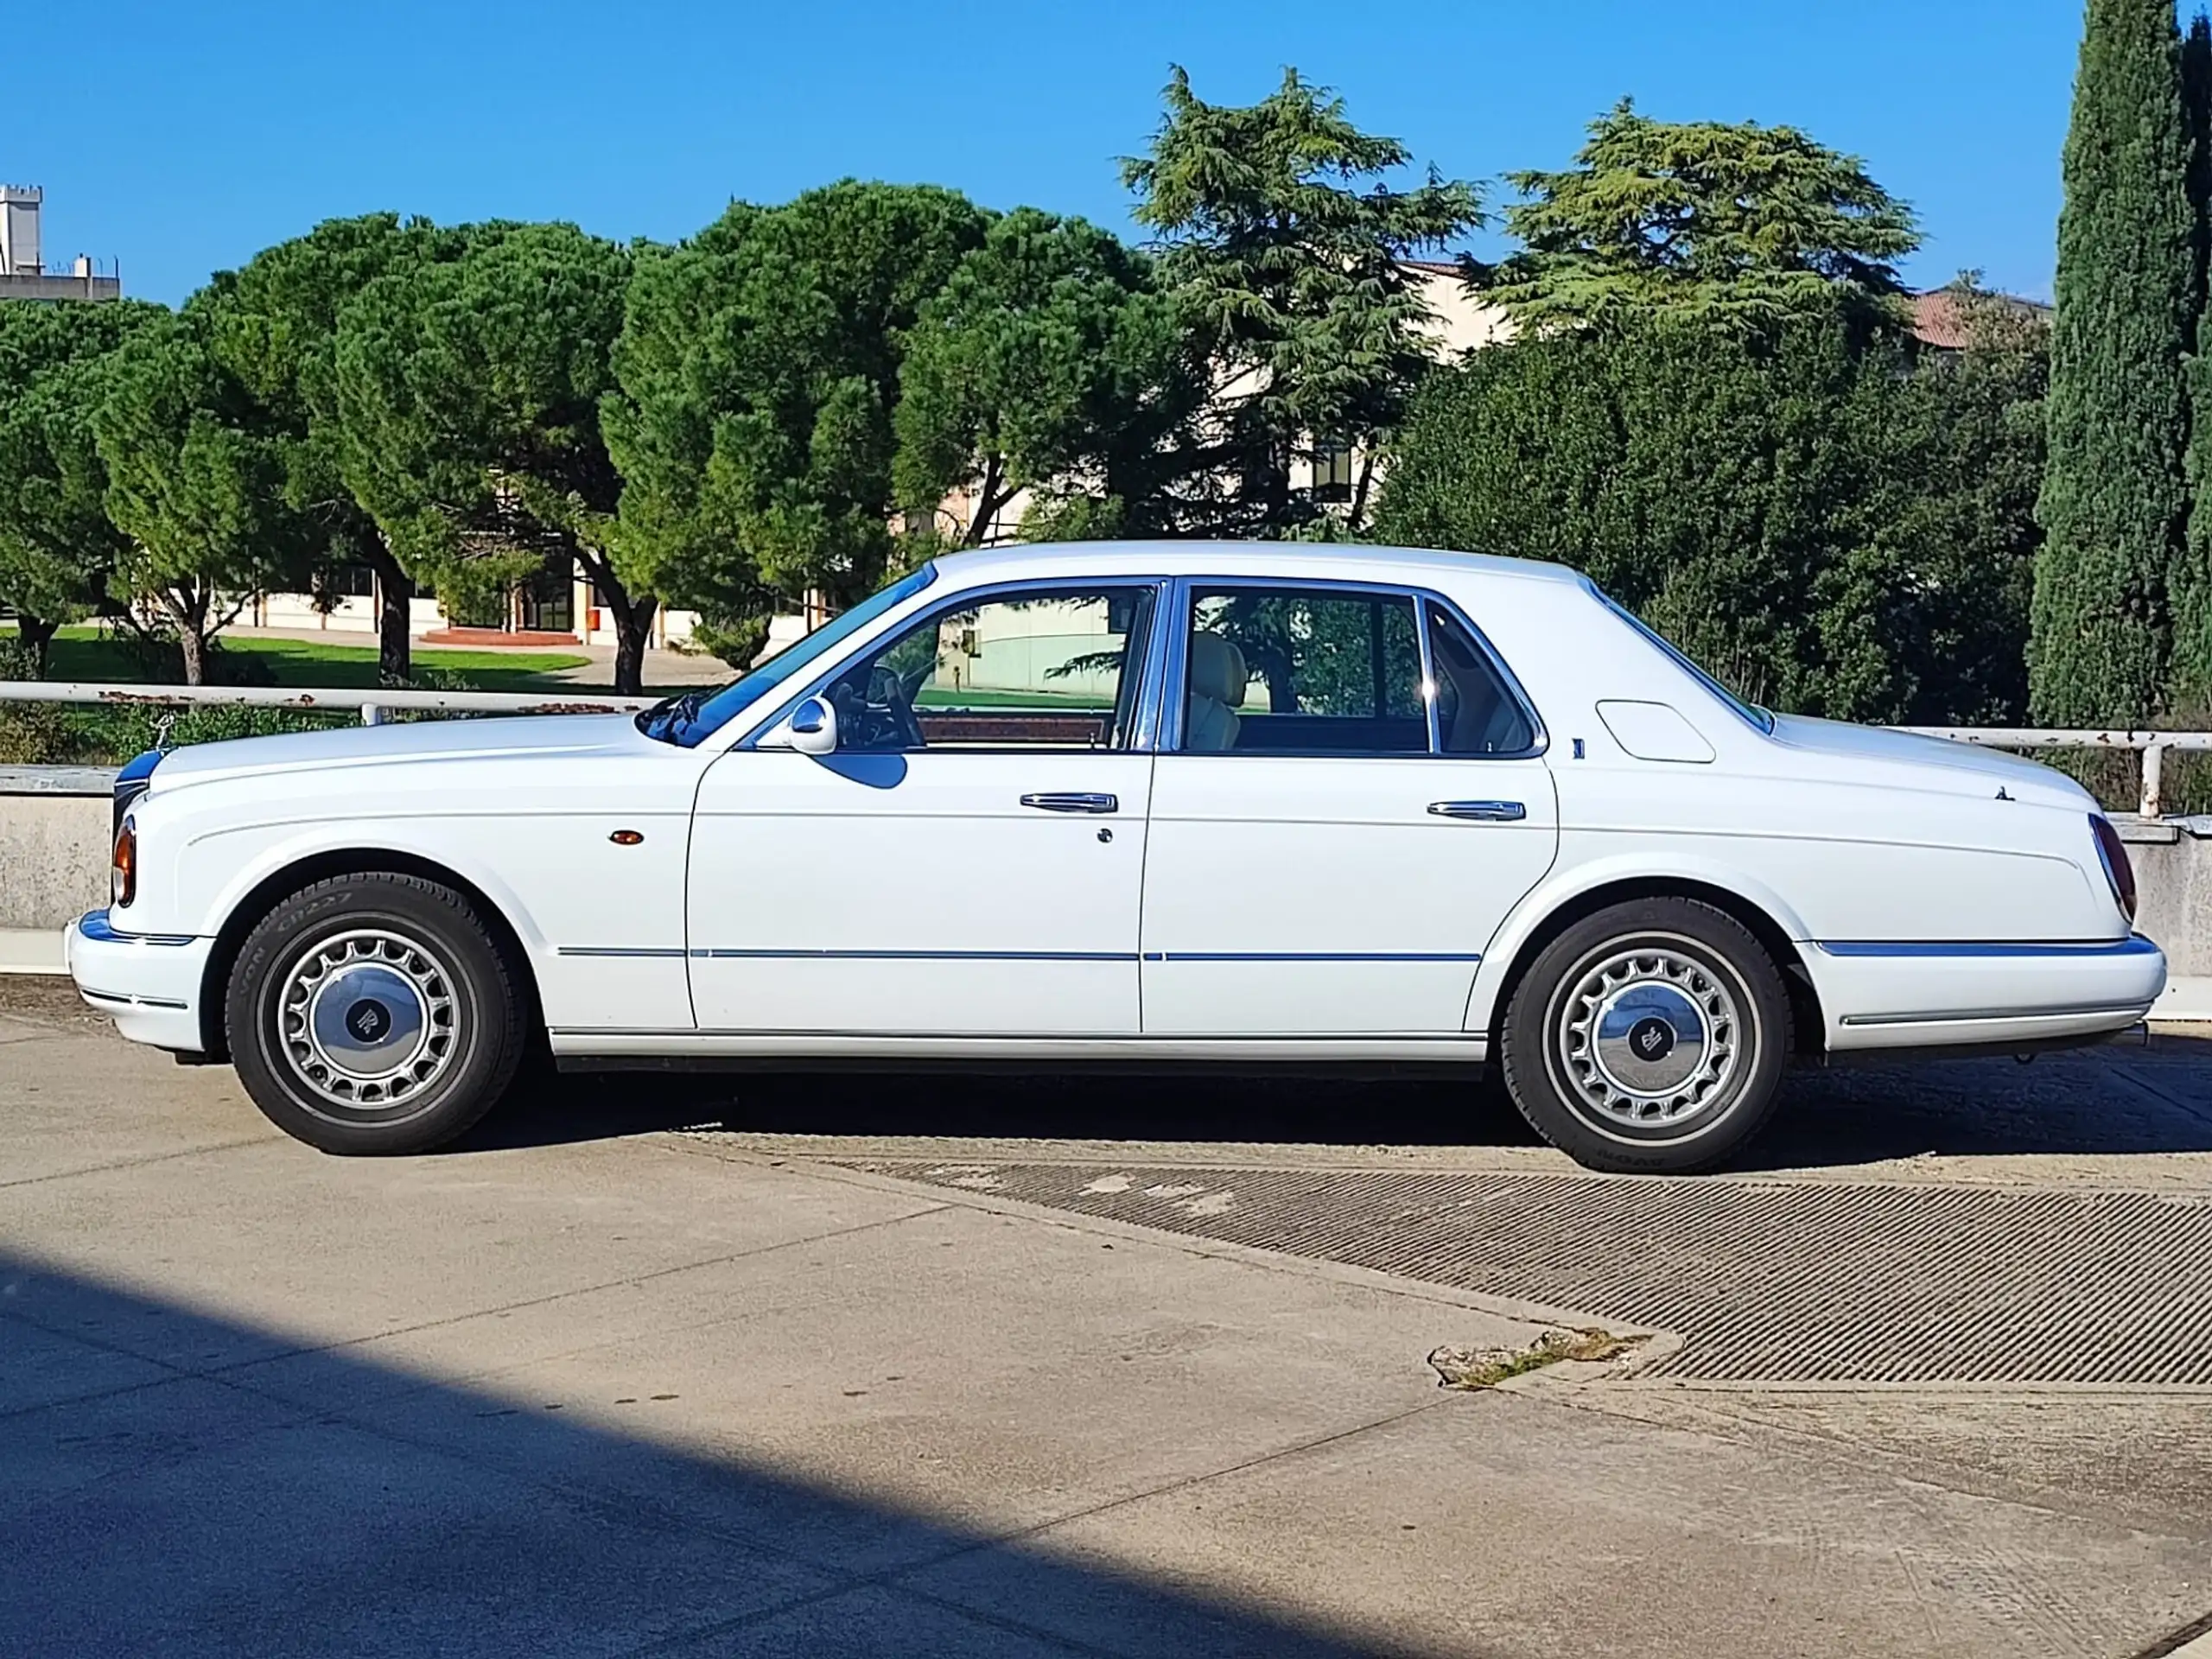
left=1159, top=575, right=1548, bottom=760
left=733, top=575, right=1173, bottom=756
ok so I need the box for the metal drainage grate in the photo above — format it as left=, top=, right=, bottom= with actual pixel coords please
left=838, top=1161, right=2212, bottom=1386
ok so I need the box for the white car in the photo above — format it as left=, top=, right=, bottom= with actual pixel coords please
left=67, top=541, right=2163, bottom=1173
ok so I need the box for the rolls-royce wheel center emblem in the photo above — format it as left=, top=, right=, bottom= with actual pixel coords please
left=346, top=1000, right=391, bottom=1045
left=1628, top=1015, right=1675, bottom=1064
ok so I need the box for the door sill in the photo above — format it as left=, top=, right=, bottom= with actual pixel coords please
left=547, top=1030, right=1489, bottom=1067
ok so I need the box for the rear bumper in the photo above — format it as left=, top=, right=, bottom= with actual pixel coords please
left=64, top=909, right=212, bottom=1053
left=1808, top=936, right=2165, bottom=1053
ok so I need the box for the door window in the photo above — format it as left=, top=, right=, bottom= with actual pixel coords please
left=1181, top=588, right=1427, bottom=755
left=822, top=586, right=1157, bottom=753
left=1426, top=602, right=1537, bottom=755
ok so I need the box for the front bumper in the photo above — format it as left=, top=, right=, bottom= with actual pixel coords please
left=1808, top=935, right=2167, bottom=1053
left=64, top=909, right=213, bottom=1053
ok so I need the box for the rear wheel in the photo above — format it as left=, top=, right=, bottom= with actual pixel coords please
left=226, top=873, right=527, bottom=1155
left=1499, top=898, right=1791, bottom=1174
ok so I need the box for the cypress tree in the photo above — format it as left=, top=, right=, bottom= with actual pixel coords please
left=2174, top=11, right=2212, bottom=707
left=2033, top=0, right=2194, bottom=727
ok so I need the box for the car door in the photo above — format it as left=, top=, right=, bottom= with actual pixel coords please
left=686, top=582, right=1161, bottom=1035
left=1139, top=581, right=1560, bottom=1036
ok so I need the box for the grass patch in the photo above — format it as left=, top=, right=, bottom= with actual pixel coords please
left=33, top=627, right=590, bottom=692
left=1427, top=1329, right=1643, bottom=1391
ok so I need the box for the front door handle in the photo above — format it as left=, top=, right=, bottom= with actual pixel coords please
left=1428, top=799, right=1526, bottom=823
left=1020, top=791, right=1119, bottom=815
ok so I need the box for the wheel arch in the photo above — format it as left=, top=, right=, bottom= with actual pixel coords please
left=196, top=849, right=545, bottom=1060
left=1474, top=874, right=1826, bottom=1059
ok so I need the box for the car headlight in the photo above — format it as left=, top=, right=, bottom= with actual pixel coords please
left=111, top=818, right=137, bottom=909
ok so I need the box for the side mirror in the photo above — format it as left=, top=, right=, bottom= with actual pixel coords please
left=784, top=695, right=838, bottom=756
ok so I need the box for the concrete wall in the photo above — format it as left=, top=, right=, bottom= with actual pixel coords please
left=0, top=767, right=112, bottom=931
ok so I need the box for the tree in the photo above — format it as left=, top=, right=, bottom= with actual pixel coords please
left=335, top=222, right=661, bottom=693
left=1474, top=99, right=1920, bottom=336
left=606, top=182, right=988, bottom=662
left=1375, top=294, right=2048, bottom=727
left=0, top=299, right=168, bottom=672
left=193, top=214, right=467, bottom=683
left=2177, top=11, right=2212, bottom=706
left=91, top=313, right=317, bottom=684
left=892, top=208, right=1198, bottom=549
left=1122, top=67, right=1482, bottom=536
left=2035, top=0, right=2195, bottom=726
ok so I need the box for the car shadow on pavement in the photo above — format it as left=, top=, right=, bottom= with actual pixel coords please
left=0, top=1249, right=1379, bottom=1657
left=461, top=1034, right=2212, bottom=1172
left=458, top=1062, right=1535, bottom=1156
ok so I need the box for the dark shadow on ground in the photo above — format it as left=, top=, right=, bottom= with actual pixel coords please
left=0, top=1249, right=1381, bottom=1657
left=459, top=1033, right=2212, bottom=1172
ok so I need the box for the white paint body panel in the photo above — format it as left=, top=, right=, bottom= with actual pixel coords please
left=685, top=749, right=1153, bottom=1034
left=70, top=541, right=2161, bottom=1065
left=1140, top=754, right=1557, bottom=1033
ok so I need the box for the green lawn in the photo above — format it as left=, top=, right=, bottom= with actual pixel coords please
left=30, top=627, right=593, bottom=692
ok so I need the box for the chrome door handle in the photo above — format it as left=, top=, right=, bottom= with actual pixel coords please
left=1428, top=800, right=1526, bottom=823
left=1020, top=792, right=1119, bottom=815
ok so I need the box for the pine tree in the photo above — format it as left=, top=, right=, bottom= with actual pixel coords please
left=2033, top=0, right=2195, bottom=727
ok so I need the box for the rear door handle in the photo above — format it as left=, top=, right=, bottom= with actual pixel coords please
left=1020, top=791, right=1119, bottom=815
left=1428, top=799, right=1526, bottom=823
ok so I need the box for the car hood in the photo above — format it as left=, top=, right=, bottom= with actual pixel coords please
left=1767, top=715, right=2095, bottom=808
left=143, top=714, right=655, bottom=792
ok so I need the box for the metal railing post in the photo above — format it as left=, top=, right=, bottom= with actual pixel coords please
left=2141, top=741, right=2166, bottom=820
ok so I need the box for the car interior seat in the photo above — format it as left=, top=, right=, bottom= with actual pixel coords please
left=1185, top=632, right=1247, bottom=751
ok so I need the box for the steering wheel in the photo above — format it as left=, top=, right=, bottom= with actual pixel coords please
left=865, top=662, right=926, bottom=750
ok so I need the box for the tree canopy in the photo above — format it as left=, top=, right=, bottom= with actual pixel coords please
left=892, top=207, right=1195, bottom=550
left=0, top=298, right=168, bottom=671
left=193, top=213, right=467, bottom=680
left=1123, top=67, right=1481, bottom=535
left=90, top=311, right=318, bottom=683
left=1376, top=289, right=2047, bottom=727
left=607, top=182, right=988, bottom=662
left=1474, top=99, right=1920, bottom=335
left=334, top=221, right=662, bottom=692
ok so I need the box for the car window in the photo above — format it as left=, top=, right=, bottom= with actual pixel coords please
left=1181, top=587, right=1427, bottom=755
left=820, top=586, right=1156, bottom=753
left=1426, top=602, right=1537, bottom=755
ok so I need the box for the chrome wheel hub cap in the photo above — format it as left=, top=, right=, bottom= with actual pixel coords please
left=1559, top=947, right=1739, bottom=1128
left=279, top=930, right=458, bottom=1109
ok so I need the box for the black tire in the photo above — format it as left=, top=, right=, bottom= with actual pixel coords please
left=1498, top=898, right=1791, bottom=1174
left=225, top=872, right=528, bottom=1155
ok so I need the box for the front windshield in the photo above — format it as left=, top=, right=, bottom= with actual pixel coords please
left=639, top=565, right=939, bottom=747
left=1592, top=584, right=1777, bottom=735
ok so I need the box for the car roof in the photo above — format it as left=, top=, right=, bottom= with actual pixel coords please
left=927, top=539, right=1586, bottom=590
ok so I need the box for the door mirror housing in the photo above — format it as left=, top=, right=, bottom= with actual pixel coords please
left=768, top=695, right=838, bottom=756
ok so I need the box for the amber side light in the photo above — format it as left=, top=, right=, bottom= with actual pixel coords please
left=609, top=830, right=645, bottom=846
left=111, top=821, right=137, bottom=907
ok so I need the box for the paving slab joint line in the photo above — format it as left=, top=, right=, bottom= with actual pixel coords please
left=664, top=1138, right=1682, bottom=1382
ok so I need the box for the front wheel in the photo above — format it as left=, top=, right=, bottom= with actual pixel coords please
left=1498, top=898, right=1791, bottom=1174
left=226, top=872, right=528, bottom=1155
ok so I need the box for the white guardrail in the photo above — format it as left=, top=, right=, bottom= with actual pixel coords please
left=0, top=683, right=2204, bottom=817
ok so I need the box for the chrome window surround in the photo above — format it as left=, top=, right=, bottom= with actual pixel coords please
left=734, top=575, right=1176, bottom=753
left=1155, top=575, right=1548, bottom=760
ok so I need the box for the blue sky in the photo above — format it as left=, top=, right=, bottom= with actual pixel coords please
left=12, top=0, right=2089, bottom=307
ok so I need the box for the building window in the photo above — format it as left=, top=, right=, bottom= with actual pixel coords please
left=1311, top=440, right=1355, bottom=504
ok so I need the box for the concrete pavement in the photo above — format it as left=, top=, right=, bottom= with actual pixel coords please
left=3, top=977, right=2209, bottom=1656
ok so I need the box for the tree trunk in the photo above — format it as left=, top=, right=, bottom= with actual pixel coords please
left=575, top=545, right=657, bottom=696
left=611, top=594, right=658, bottom=697
left=13, top=614, right=57, bottom=677
left=367, top=543, right=413, bottom=683
left=176, top=624, right=207, bottom=687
